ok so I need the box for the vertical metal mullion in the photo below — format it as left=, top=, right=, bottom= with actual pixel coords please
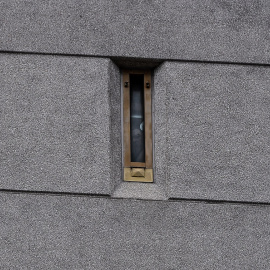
left=144, top=72, right=153, bottom=169
left=123, top=71, right=131, bottom=167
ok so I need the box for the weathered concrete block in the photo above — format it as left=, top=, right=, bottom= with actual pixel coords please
left=1, top=0, right=270, bottom=64
left=0, top=54, right=120, bottom=194
left=154, top=61, right=270, bottom=202
left=1, top=193, right=270, bottom=269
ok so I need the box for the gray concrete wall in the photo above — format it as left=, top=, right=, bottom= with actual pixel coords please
left=1, top=0, right=270, bottom=268
left=154, top=62, right=270, bottom=203
left=1, top=193, right=270, bottom=270
left=1, top=0, right=270, bottom=64
left=0, top=54, right=121, bottom=194
left=1, top=53, right=270, bottom=268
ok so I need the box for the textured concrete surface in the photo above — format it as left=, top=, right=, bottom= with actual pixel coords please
left=153, top=65, right=169, bottom=197
left=113, top=182, right=167, bottom=200
left=1, top=0, right=270, bottom=64
left=108, top=60, right=122, bottom=191
left=0, top=54, right=120, bottom=194
left=154, top=62, right=270, bottom=202
left=1, top=193, right=270, bottom=269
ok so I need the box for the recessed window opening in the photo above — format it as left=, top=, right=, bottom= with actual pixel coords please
left=123, top=70, right=153, bottom=182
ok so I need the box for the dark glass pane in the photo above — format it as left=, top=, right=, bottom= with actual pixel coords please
left=130, top=74, right=145, bottom=162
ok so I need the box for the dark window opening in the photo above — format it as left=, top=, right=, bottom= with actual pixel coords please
left=130, top=74, right=145, bottom=163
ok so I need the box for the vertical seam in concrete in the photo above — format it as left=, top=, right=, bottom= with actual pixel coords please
left=164, top=62, right=170, bottom=197
left=107, top=60, right=114, bottom=194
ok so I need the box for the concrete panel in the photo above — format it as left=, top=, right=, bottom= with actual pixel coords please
left=108, top=60, right=122, bottom=191
left=1, top=193, right=270, bottom=269
left=1, top=0, right=270, bottom=64
left=0, top=54, right=120, bottom=194
left=154, top=62, right=270, bottom=202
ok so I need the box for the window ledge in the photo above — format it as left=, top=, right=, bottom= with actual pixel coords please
left=112, top=182, right=167, bottom=201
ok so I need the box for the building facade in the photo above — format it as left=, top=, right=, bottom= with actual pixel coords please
left=1, top=0, right=270, bottom=269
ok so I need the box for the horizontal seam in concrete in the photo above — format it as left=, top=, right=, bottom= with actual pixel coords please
left=0, top=189, right=110, bottom=198
left=168, top=197, right=270, bottom=207
left=1, top=189, right=270, bottom=206
left=1, top=50, right=270, bottom=68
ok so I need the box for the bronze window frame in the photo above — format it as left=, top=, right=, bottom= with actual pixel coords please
left=123, top=70, right=153, bottom=182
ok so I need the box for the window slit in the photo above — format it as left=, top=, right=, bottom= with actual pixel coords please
left=130, top=74, right=145, bottom=163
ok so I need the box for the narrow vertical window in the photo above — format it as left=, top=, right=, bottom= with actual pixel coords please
left=123, top=70, right=153, bottom=182
left=130, top=74, right=145, bottom=163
